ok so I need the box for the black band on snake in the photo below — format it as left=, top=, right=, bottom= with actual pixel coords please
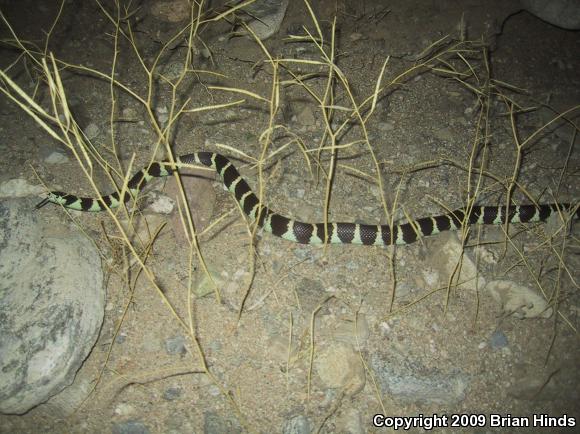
left=36, top=151, right=579, bottom=246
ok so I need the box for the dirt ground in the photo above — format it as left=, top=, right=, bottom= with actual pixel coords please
left=0, top=0, right=579, bottom=433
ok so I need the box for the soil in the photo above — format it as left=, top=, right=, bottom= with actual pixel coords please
left=0, top=1, right=578, bottom=433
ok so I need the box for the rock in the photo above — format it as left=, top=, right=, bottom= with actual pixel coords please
left=163, top=387, right=182, bottom=401
left=294, top=105, right=316, bottom=126
left=440, top=236, right=486, bottom=290
left=432, top=126, right=455, bottom=142
left=194, top=266, right=227, bottom=299
left=490, top=330, right=509, bottom=349
left=283, top=414, right=311, bottom=434
left=203, top=411, right=242, bottom=434
left=521, top=0, right=580, bottom=30
left=336, top=408, right=364, bottom=434
left=537, top=95, right=580, bottom=141
left=84, top=122, right=100, bottom=140
left=150, top=0, right=190, bottom=23
left=333, top=314, right=370, bottom=347
left=242, top=0, right=290, bottom=40
left=44, top=151, right=69, bottom=164
left=371, top=351, right=469, bottom=405
left=315, top=344, right=366, bottom=396
left=295, top=277, right=325, bottom=312
left=119, top=213, right=168, bottom=248
left=378, top=120, right=395, bottom=131
left=165, top=335, right=187, bottom=355
left=0, top=198, right=104, bottom=414
left=486, top=280, right=552, bottom=319
left=165, top=167, right=216, bottom=246
left=112, top=420, right=150, bottom=434
left=0, top=178, right=44, bottom=198
left=146, top=194, right=175, bottom=214
left=507, top=362, right=569, bottom=401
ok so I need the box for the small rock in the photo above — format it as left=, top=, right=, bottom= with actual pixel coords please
left=165, top=335, right=187, bottom=355
left=333, top=315, right=370, bottom=346
left=486, top=280, right=552, bottom=319
left=203, top=411, right=242, bottom=434
left=163, top=387, right=182, bottom=401
left=114, top=403, right=136, bottom=417
left=283, top=415, right=311, bottom=434
left=315, top=344, right=366, bottom=395
left=432, top=126, right=454, bottom=142
left=150, top=0, right=190, bottom=23
left=243, top=0, right=290, bottom=40
left=371, top=351, right=469, bottom=405
left=155, top=106, right=169, bottom=125
left=490, top=330, right=509, bottom=349
left=147, top=194, right=175, bottom=214
left=45, top=151, right=69, bottom=164
left=378, top=121, right=395, bottom=131
left=85, top=122, right=100, bottom=140
left=336, top=408, right=364, bottom=434
left=295, top=105, right=316, bottom=126
left=440, top=237, right=486, bottom=290
left=0, top=178, right=44, bottom=198
left=112, top=420, right=150, bottom=434
left=194, top=266, right=227, bottom=299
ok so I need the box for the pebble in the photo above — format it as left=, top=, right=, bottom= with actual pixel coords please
left=282, top=415, right=311, bottom=434
left=486, top=280, right=552, bottom=319
left=85, top=122, right=100, bottom=140
left=163, top=387, right=182, bottom=401
left=378, top=121, right=395, bottom=131
left=155, top=106, right=169, bottom=125
left=337, top=408, right=364, bottom=434
left=165, top=335, right=187, bottom=355
left=113, top=403, right=135, bottom=417
left=490, top=330, right=509, bottom=349
left=147, top=194, right=175, bottom=214
left=45, top=151, right=69, bottom=164
left=203, top=411, right=242, bottom=434
left=112, top=420, right=150, bottom=434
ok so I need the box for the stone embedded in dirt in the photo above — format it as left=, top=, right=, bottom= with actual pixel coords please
left=150, top=0, right=190, bottom=23
left=112, top=420, right=151, bottom=434
left=242, top=0, right=290, bottom=40
left=485, top=280, right=553, bottom=319
left=315, top=343, right=366, bottom=395
left=283, top=414, right=312, bottom=434
left=165, top=168, right=216, bottom=247
left=0, top=178, right=44, bottom=198
left=165, top=335, right=187, bottom=355
left=437, top=236, right=486, bottom=291
left=203, top=411, right=243, bottom=434
left=333, top=314, right=370, bottom=347
left=489, top=330, right=509, bottom=349
left=370, top=350, right=469, bottom=405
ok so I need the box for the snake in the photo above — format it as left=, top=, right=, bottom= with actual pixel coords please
left=36, top=151, right=579, bottom=245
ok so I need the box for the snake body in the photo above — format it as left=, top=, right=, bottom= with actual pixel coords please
left=37, top=151, right=579, bottom=245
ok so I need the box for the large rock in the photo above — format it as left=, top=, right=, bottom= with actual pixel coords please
left=0, top=198, right=104, bottom=414
left=521, top=0, right=580, bottom=29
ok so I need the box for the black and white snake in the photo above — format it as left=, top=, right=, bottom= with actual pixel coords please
left=36, top=151, right=579, bottom=245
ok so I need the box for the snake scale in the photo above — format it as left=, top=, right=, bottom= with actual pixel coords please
left=36, top=151, right=579, bottom=245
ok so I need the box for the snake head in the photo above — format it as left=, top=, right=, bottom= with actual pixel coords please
left=35, top=191, right=65, bottom=209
